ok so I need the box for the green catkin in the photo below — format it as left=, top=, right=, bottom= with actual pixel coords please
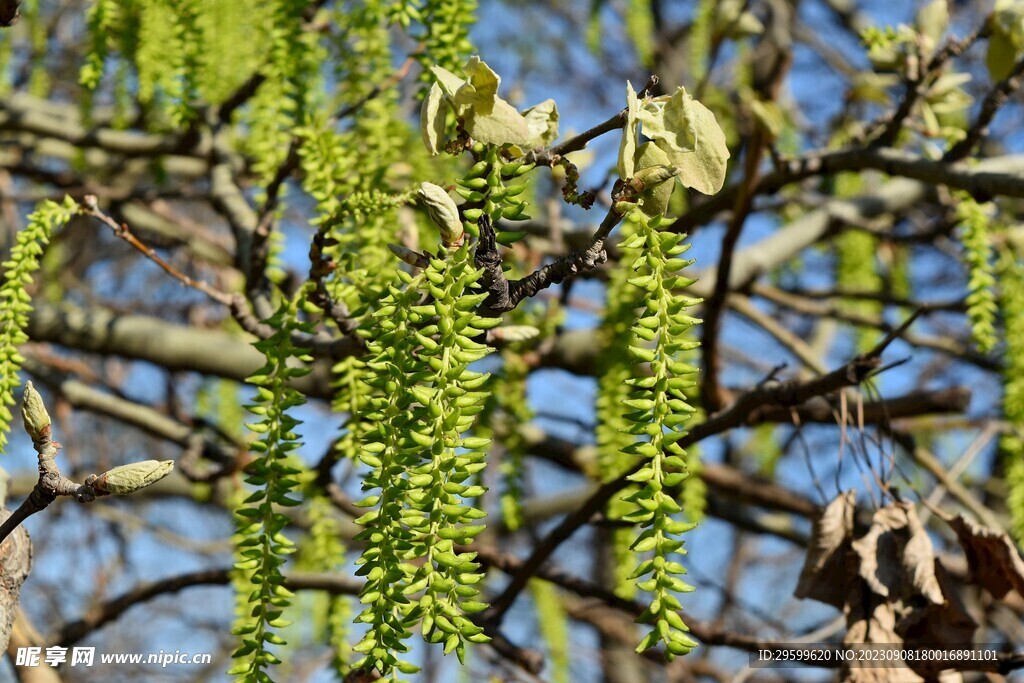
left=135, top=0, right=178, bottom=115
left=399, top=245, right=494, bottom=658
left=455, top=145, right=534, bottom=242
left=418, top=0, right=477, bottom=82
left=750, top=423, right=782, bottom=477
left=24, top=0, right=48, bottom=97
left=244, top=0, right=321, bottom=187
left=351, top=269, right=426, bottom=679
left=681, top=453, right=707, bottom=524
left=597, top=219, right=642, bottom=599
left=228, top=487, right=255, bottom=675
left=955, top=194, right=998, bottom=353
left=585, top=0, right=604, bottom=56
left=0, top=197, right=77, bottom=452
left=0, top=15, right=12, bottom=95
left=196, top=1, right=264, bottom=104
left=997, top=248, right=1024, bottom=543
left=690, top=0, right=716, bottom=84
left=625, top=0, right=655, bottom=68
left=495, top=349, right=530, bottom=532
left=834, top=171, right=882, bottom=353
left=353, top=243, right=498, bottom=680
left=164, top=0, right=205, bottom=126
left=298, top=14, right=428, bottom=669
left=529, top=580, right=570, bottom=683
left=479, top=296, right=552, bottom=533
left=296, top=493, right=351, bottom=680
left=836, top=232, right=883, bottom=350
left=229, top=294, right=312, bottom=681
left=889, top=244, right=911, bottom=302
left=618, top=212, right=701, bottom=658
left=302, top=0, right=416, bottom=310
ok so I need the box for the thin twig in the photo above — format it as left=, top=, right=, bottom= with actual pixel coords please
left=945, top=56, right=1024, bottom=162
left=81, top=195, right=235, bottom=307
left=483, top=347, right=893, bottom=624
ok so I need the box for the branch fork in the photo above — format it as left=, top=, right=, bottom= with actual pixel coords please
left=0, top=383, right=174, bottom=547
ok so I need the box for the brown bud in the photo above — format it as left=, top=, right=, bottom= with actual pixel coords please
left=388, top=244, right=430, bottom=268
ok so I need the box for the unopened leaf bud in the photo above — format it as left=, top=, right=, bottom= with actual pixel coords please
left=21, top=382, right=51, bottom=442
left=614, top=200, right=636, bottom=215
left=417, top=182, right=465, bottom=247
left=92, top=459, right=174, bottom=495
left=490, top=325, right=540, bottom=342
left=388, top=243, right=430, bottom=268
left=630, top=164, right=681, bottom=193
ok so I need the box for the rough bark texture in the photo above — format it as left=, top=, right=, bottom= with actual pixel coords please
left=0, top=506, right=31, bottom=654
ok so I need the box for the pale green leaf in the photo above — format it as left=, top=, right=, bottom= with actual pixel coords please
left=916, top=0, right=949, bottom=57
left=421, top=83, right=448, bottom=156
left=633, top=142, right=675, bottom=217
left=729, top=11, right=764, bottom=38
left=637, top=88, right=697, bottom=156
left=456, top=56, right=500, bottom=114
left=523, top=99, right=559, bottom=147
left=431, top=65, right=467, bottom=98
left=986, top=30, right=1019, bottom=82
left=653, top=89, right=730, bottom=195
left=465, top=97, right=532, bottom=146
left=618, top=80, right=641, bottom=179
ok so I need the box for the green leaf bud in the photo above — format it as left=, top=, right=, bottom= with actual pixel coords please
left=629, top=164, right=682, bottom=193
left=93, top=459, right=175, bottom=495
left=489, top=325, right=540, bottom=343
left=21, top=381, right=51, bottom=442
left=417, top=182, right=465, bottom=247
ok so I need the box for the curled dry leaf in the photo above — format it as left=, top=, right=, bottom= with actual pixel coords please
left=897, top=560, right=976, bottom=656
left=842, top=557, right=973, bottom=683
left=794, top=489, right=856, bottom=609
left=851, top=501, right=944, bottom=605
left=947, top=513, right=1024, bottom=599
left=842, top=584, right=920, bottom=683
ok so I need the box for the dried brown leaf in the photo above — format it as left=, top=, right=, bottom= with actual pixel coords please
left=843, top=584, right=921, bottom=683
left=795, top=489, right=857, bottom=608
left=898, top=560, right=976, bottom=646
left=851, top=502, right=943, bottom=605
left=947, top=514, right=1024, bottom=599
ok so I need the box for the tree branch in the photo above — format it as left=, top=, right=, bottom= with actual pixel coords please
left=484, top=339, right=904, bottom=624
